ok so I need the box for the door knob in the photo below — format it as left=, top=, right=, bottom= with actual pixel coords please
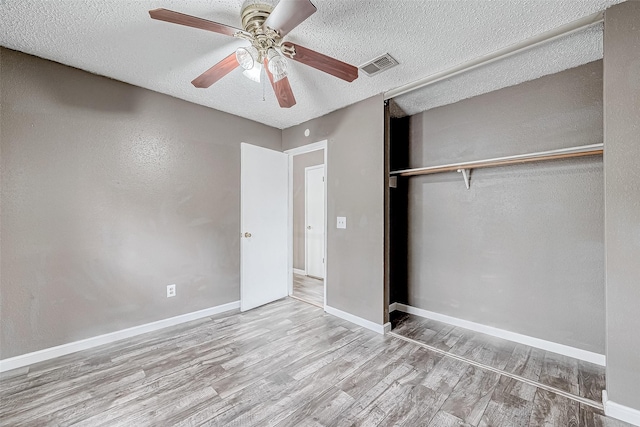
left=244, top=232, right=252, bottom=238
left=307, top=226, right=311, bottom=230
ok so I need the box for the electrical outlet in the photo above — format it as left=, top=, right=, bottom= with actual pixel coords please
left=337, top=216, right=347, bottom=229
left=167, top=284, right=176, bottom=298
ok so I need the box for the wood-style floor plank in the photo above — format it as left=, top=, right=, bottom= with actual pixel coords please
left=428, top=410, right=475, bottom=427
left=478, top=377, right=535, bottom=427
left=502, top=345, right=544, bottom=383
left=538, top=351, right=580, bottom=396
left=528, top=388, right=579, bottom=427
left=439, top=365, right=501, bottom=425
left=391, top=311, right=606, bottom=403
left=578, top=360, right=607, bottom=402
left=293, top=273, right=324, bottom=307
left=579, top=404, right=635, bottom=427
left=0, top=299, right=632, bottom=427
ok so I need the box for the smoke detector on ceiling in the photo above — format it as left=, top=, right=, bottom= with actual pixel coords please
left=360, top=53, right=399, bottom=77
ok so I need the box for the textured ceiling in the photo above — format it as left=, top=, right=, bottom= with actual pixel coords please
left=0, top=0, right=624, bottom=129
left=392, top=23, right=605, bottom=117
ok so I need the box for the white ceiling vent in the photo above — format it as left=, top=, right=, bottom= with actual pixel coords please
left=360, top=53, right=399, bottom=77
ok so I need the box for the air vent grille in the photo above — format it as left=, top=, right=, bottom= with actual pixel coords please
left=360, top=53, right=398, bottom=76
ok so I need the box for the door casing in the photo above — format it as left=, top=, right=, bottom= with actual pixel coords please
left=285, top=140, right=328, bottom=309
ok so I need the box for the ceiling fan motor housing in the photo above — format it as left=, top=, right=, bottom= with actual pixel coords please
left=240, top=3, right=284, bottom=63
left=241, top=3, right=273, bottom=33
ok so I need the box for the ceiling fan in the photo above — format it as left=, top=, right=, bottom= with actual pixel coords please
left=149, top=0, right=359, bottom=108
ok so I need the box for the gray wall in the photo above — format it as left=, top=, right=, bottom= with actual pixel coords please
left=400, top=61, right=605, bottom=354
left=283, top=96, right=385, bottom=325
left=292, top=150, right=324, bottom=271
left=604, top=1, right=640, bottom=411
left=0, top=48, right=281, bottom=359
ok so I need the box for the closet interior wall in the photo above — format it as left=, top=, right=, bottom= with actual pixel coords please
left=389, top=60, right=605, bottom=354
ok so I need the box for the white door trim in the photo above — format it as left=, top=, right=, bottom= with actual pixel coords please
left=305, top=164, right=325, bottom=279
left=285, top=141, right=327, bottom=156
left=286, top=140, right=328, bottom=310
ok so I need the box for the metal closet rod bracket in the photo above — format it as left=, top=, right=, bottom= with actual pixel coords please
left=457, top=168, right=470, bottom=189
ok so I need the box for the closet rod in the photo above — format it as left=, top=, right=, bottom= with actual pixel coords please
left=383, top=11, right=604, bottom=100
left=391, top=143, right=603, bottom=177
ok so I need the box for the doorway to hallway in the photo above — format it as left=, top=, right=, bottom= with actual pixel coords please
left=286, top=141, right=327, bottom=308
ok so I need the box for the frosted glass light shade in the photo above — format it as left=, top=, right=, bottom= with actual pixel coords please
left=267, top=49, right=287, bottom=81
left=236, top=46, right=259, bottom=70
left=242, top=63, right=262, bottom=83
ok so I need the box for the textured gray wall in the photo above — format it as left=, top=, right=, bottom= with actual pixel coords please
left=604, top=2, right=640, bottom=411
left=408, top=61, right=603, bottom=169
left=0, top=48, right=281, bottom=359
left=292, top=150, right=324, bottom=271
left=283, top=96, right=385, bottom=325
left=401, top=61, right=605, bottom=353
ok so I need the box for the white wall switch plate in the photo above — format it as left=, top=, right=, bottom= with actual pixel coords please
left=337, top=217, right=347, bottom=229
left=167, top=284, right=176, bottom=298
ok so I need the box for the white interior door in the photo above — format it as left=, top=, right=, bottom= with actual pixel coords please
left=305, top=165, right=325, bottom=279
left=241, top=143, right=288, bottom=311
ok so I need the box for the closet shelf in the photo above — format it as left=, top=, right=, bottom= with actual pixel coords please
left=390, top=143, right=603, bottom=189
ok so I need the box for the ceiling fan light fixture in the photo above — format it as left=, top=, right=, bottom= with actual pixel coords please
left=236, top=46, right=259, bottom=70
left=267, top=48, right=288, bottom=81
left=242, top=62, right=262, bottom=83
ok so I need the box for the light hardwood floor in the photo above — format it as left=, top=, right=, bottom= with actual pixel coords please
left=390, top=311, right=607, bottom=404
left=0, top=298, right=631, bottom=426
left=293, top=273, right=324, bottom=307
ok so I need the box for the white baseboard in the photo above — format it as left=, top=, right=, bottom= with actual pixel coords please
left=325, top=305, right=387, bottom=334
left=383, top=322, right=392, bottom=334
left=293, top=268, right=306, bottom=276
left=390, top=303, right=605, bottom=366
left=0, top=301, right=240, bottom=373
left=603, top=390, right=640, bottom=426
left=389, top=302, right=398, bottom=313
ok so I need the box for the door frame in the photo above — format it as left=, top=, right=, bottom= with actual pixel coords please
left=285, top=140, right=328, bottom=309
left=305, top=164, right=325, bottom=280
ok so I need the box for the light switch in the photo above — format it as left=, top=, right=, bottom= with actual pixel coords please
left=337, top=217, right=347, bottom=229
